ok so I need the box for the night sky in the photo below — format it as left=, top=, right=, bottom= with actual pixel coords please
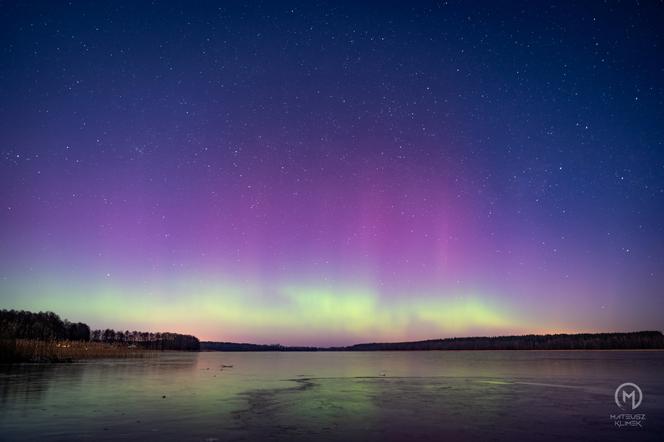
left=1, top=1, right=663, bottom=345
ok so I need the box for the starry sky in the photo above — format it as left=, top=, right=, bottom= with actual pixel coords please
left=1, top=1, right=663, bottom=346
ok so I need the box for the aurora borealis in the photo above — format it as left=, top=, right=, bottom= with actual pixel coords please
left=1, top=1, right=663, bottom=346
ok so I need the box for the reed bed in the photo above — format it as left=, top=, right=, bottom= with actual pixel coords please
left=1, top=339, right=154, bottom=362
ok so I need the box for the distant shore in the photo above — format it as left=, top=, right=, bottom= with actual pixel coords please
left=201, top=331, right=664, bottom=352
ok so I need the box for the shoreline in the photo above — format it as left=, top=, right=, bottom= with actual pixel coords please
left=1, top=339, right=156, bottom=363
left=200, top=347, right=664, bottom=353
left=3, top=346, right=663, bottom=365
left=3, top=329, right=663, bottom=363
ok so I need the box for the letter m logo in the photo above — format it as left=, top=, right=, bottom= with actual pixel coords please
left=615, top=383, right=643, bottom=410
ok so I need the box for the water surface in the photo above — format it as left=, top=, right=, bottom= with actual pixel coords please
left=1, top=351, right=662, bottom=441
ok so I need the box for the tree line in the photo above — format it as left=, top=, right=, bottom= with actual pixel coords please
left=200, top=341, right=317, bottom=351
left=0, top=309, right=199, bottom=351
left=201, top=331, right=664, bottom=352
left=91, top=328, right=200, bottom=350
left=0, top=309, right=90, bottom=341
left=341, top=331, right=664, bottom=351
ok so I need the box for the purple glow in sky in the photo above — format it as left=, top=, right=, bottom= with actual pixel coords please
left=1, top=1, right=663, bottom=345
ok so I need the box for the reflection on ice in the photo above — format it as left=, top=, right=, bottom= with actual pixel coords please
left=1, top=351, right=663, bottom=441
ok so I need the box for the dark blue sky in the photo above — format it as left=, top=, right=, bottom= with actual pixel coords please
left=1, top=1, right=663, bottom=343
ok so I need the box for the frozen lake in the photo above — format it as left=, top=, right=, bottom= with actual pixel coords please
left=1, top=351, right=663, bottom=441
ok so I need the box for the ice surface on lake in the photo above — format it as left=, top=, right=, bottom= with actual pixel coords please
left=1, top=351, right=663, bottom=441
